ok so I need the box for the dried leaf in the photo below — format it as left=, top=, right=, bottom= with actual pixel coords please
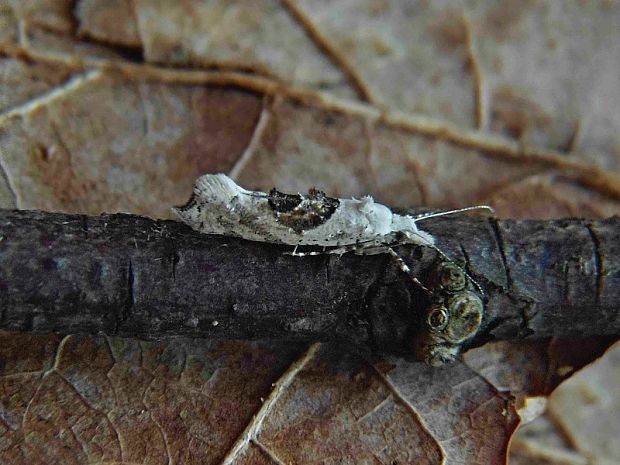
left=509, top=414, right=590, bottom=465
left=0, top=1, right=619, bottom=464
left=546, top=341, right=620, bottom=464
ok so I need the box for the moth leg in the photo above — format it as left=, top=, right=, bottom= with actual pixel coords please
left=322, top=243, right=370, bottom=256
left=286, top=238, right=391, bottom=257
left=287, top=244, right=339, bottom=257
left=284, top=243, right=357, bottom=257
left=287, top=250, right=316, bottom=257
left=387, top=248, right=432, bottom=295
left=381, top=239, right=485, bottom=296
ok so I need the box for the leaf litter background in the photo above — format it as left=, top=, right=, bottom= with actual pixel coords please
left=0, top=1, right=619, bottom=464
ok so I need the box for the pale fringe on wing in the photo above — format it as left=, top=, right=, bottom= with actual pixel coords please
left=194, top=173, right=250, bottom=203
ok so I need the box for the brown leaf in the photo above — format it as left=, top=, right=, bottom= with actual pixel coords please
left=0, top=332, right=308, bottom=464
left=381, top=356, right=519, bottom=464
left=464, top=337, right=617, bottom=401
left=0, top=2, right=619, bottom=464
left=546, top=341, right=620, bottom=464
left=509, top=414, right=589, bottom=465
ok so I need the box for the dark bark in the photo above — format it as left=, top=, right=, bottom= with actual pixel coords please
left=0, top=209, right=618, bottom=357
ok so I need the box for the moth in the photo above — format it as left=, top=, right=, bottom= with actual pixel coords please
left=174, top=174, right=492, bottom=364
left=173, top=173, right=489, bottom=257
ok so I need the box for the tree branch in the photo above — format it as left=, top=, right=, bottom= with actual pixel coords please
left=0, top=209, right=618, bottom=361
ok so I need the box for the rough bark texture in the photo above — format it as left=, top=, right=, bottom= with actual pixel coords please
left=0, top=209, right=618, bottom=357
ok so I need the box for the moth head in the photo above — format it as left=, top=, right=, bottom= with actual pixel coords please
left=390, top=215, right=435, bottom=246
left=414, top=290, right=484, bottom=366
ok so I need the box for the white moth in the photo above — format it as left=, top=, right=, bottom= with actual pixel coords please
left=174, top=173, right=492, bottom=365
left=173, top=173, right=490, bottom=256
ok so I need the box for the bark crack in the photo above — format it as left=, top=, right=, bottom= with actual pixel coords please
left=459, top=243, right=472, bottom=273
left=490, top=218, right=512, bottom=291
left=585, top=223, right=602, bottom=306
left=80, top=214, right=89, bottom=238
left=117, top=258, right=135, bottom=334
left=170, top=246, right=179, bottom=282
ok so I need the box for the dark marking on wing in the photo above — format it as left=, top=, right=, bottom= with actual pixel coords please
left=268, top=187, right=340, bottom=234
left=268, top=188, right=303, bottom=212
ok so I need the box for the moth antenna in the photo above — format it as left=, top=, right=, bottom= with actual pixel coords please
left=413, top=205, right=495, bottom=222
left=407, top=207, right=490, bottom=295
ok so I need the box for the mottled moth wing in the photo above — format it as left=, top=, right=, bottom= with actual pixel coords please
left=173, top=174, right=277, bottom=242
left=268, top=188, right=340, bottom=234
left=173, top=174, right=435, bottom=248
